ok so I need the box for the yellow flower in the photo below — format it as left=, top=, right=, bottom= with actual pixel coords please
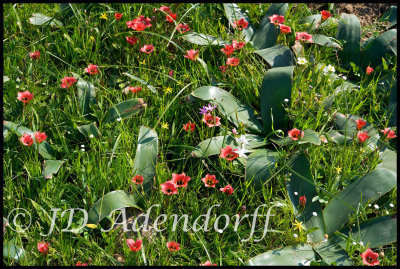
left=293, top=220, right=305, bottom=232
left=86, top=224, right=97, bottom=229
left=164, top=87, right=172, bottom=94
left=176, top=80, right=182, bottom=85
left=184, top=74, right=190, bottom=79
left=220, top=25, right=225, bottom=33
left=335, top=166, right=342, bottom=173
left=100, top=13, right=108, bottom=20
left=162, top=122, right=169, bottom=129
left=89, top=36, right=95, bottom=41
left=139, top=59, right=146, bottom=65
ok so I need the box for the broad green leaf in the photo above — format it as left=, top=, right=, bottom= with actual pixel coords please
left=260, top=66, right=294, bottom=134
left=377, top=149, right=396, bottom=174
left=77, top=123, right=101, bottom=138
left=388, top=79, right=397, bottom=127
left=254, top=44, right=294, bottom=67
left=326, top=130, right=353, bottom=146
left=312, top=34, right=341, bottom=48
left=312, top=237, right=352, bottom=265
left=286, top=153, right=326, bottom=243
left=102, top=99, right=146, bottom=124
left=323, top=168, right=396, bottom=236
left=302, top=14, right=322, bottom=30
left=132, top=126, right=158, bottom=194
left=361, top=29, right=397, bottom=69
left=87, top=190, right=142, bottom=224
left=336, top=13, right=361, bottom=67
left=252, top=3, right=288, bottom=50
left=181, top=32, right=227, bottom=46
left=223, top=3, right=255, bottom=42
left=271, top=129, right=321, bottom=146
left=42, top=160, right=64, bottom=179
left=3, top=120, right=57, bottom=160
left=338, top=214, right=397, bottom=248
left=191, top=86, right=265, bottom=135
left=379, top=6, right=397, bottom=29
left=245, top=134, right=268, bottom=149
left=123, top=72, right=158, bottom=95
left=74, top=74, right=97, bottom=119
left=3, top=242, right=29, bottom=264
left=245, top=149, right=279, bottom=188
left=191, top=135, right=238, bottom=158
left=246, top=244, right=317, bottom=265
left=29, top=13, right=63, bottom=26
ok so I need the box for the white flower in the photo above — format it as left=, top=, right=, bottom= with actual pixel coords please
left=352, top=241, right=357, bottom=245
left=235, top=135, right=249, bottom=145
left=342, top=76, right=347, bottom=80
left=80, top=144, right=85, bottom=148
left=293, top=234, right=298, bottom=238
left=234, top=146, right=248, bottom=159
left=81, top=148, right=85, bottom=152
left=360, top=242, right=364, bottom=246
left=374, top=204, right=379, bottom=209
left=323, top=64, right=335, bottom=74
left=297, top=57, right=308, bottom=65
left=89, top=134, right=94, bottom=138
left=312, top=212, right=317, bottom=216
left=389, top=203, right=394, bottom=207
left=284, top=98, right=289, bottom=102
left=294, top=192, right=298, bottom=195
left=368, top=204, right=372, bottom=207
left=116, top=117, right=122, bottom=122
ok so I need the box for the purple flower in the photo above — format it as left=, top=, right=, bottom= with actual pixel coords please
left=205, top=103, right=216, bottom=112
left=199, top=106, right=208, bottom=114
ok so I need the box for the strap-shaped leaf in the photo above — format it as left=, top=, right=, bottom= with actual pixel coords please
left=123, top=72, right=158, bottom=95
left=191, top=135, right=238, bottom=158
left=181, top=32, right=227, bottom=46
left=133, top=126, right=158, bottom=194
left=75, top=75, right=97, bottom=119
left=260, top=66, right=294, bottom=134
left=246, top=244, right=317, bottom=265
left=312, top=34, right=341, bottom=48
left=338, top=214, right=397, bottom=248
left=271, top=129, right=321, bottom=146
left=223, top=3, right=255, bottom=42
left=323, top=168, right=396, bottom=236
left=42, top=160, right=64, bottom=180
left=245, top=149, right=279, bottom=188
left=336, top=13, right=361, bottom=67
left=361, top=29, right=397, bottom=69
left=312, top=237, right=352, bottom=265
left=77, top=123, right=101, bottom=138
left=326, top=130, right=353, bottom=146
left=377, top=149, right=396, bottom=174
left=191, top=86, right=265, bottom=135
left=302, top=14, right=322, bottom=30
left=388, top=79, right=397, bottom=127
left=254, top=44, right=294, bottom=67
left=29, top=13, right=63, bottom=26
left=286, top=153, right=326, bottom=243
left=102, top=99, right=146, bottom=124
left=379, top=6, right=397, bottom=29
left=3, top=120, right=57, bottom=160
left=252, top=3, right=288, bottom=50
left=87, top=190, right=143, bottom=224
left=3, top=241, right=29, bottom=264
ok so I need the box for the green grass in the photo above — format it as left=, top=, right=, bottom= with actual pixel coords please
left=3, top=3, right=397, bottom=266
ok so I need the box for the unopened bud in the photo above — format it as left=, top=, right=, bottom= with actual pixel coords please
left=379, top=251, right=384, bottom=258
left=324, top=234, right=329, bottom=239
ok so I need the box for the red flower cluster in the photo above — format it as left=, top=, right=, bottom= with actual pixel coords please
left=366, top=66, right=374, bottom=75
left=269, top=14, right=291, bottom=34
left=37, top=242, right=50, bottom=256
left=85, top=64, right=98, bottom=75
left=126, top=36, right=138, bottom=46
left=320, top=10, right=332, bottom=20
left=126, top=239, right=142, bottom=251
left=233, top=18, right=248, bottom=30
left=183, top=121, right=195, bottom=132
left=380, top=128, right=396, bottom=140
left=128, top=86, right=142, bottom=93
left=17, top=90, right=34, bottom=104
left=30, top=50, right=40, bottom=60
left=167, top=241, right=180, bottom=251
left=184, top=49, right=199, bottom=61
left=61, top=76, right=77, bottom=88
left=177, top=23, right=190, bottom=33
left=127, top=15, right=152, bottom=31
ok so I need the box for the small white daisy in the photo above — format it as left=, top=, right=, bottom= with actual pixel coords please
left=352, top=241, right=357, bottom=245
left=312, top=212, right=317, bottom=216
left=116, top=117, right=122, bottom=122
left=323, top=64, right=335, bottom=74
left=360, top=242, right=364, bottom=246
left=297, top=57, right=308, bottom=65
left=294, top=192, right=298, bottom=195
left=284, top=98, right=289, bottom=102
left=293, top=234, right=298, bottom=238
left=374, top=204, right=379, bottom=209
left=80, top=144, right=85, bottom=148
left=81, top=148, right=85, bottom=152
left=89, top=134, right=94, bottom=138
left=368, top=204, right=372, bottom=207
left=389, top=203, right=394, bottom=207
left=342, top=76, right=347, bottom=80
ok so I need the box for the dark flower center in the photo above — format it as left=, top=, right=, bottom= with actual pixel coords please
left=206, top=179, right=214, bottom=185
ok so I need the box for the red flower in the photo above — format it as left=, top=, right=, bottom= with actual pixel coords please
left=169, top=70, right=174, bottom=77
left=37, top=242, right=50, bottom=256
left=171, top=172, right=191, bottom=188
left=219, top=65, right=227, bottom=73
left=321, top=10, right=332, bottom=20
left=126, top=239, right=142, bottom=252
left=30, top=50, right=40, bottom=60
left=221, top=44, right=235, bottom=57
left=183, top=121, right=195, bottom=132
left=295, top=32, right=313, bottom=43
left=177, top=23, right=190, bottom=33
left=167, top=241, right=180, bottom=251
left=380, top=128, right=397, bottom=140
left=127, top=16, right=152, bottom=31
left=226, top=57, right=239, bottom=66
left=85, top=64, right=98, bottom=75
left=166, top=13, right=177, bottom=24
left=233, top=18, right=249, bottom=30
left=202, top=113, right=221, bottom=127
left=184, top=49, right=199, bottom=61
left=279, top=24, right=291, bottom=34
left=140, top=44, right=154, bottom=54
left=357, top=131, right=370, bottom=143
left=201, top=174, right=219, bottom=188
left=132, top=175, right=144, bottom=184
left=128, top=86, right=142, bottom=93
left=20, top=133, right=34, bottom=146
left=288, top=128, right=304, bottom=141
left=355, top=118, right=367, bottom=130
left=220, top=146, right=239, bottom=161
left=299, top=195, right=306, bottom=207
left=17, top=90, right=34, bottom=104
left=159, top=6, right=171, bottom=13
left=161, top=181, right=178, bottom=195
left=366, top=66, right=374, bottom=75
left=269, top=14, right=285, bottom=25
left=232, top=40, right=245, bottom=50
left=76, top=261, right=88, bottom=266
left=34, top=131, right=47, bottom=143
left=219, top=184, right=234, bottom=195
left=115, top=13, right=122, bottom=20
left=361, top=248, right=379, bottom=266
left=61, top=76, right=77, bottom=88
left=126, top=36, right=138, bottom=45
left=200, top=260, right=217, bottom=266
